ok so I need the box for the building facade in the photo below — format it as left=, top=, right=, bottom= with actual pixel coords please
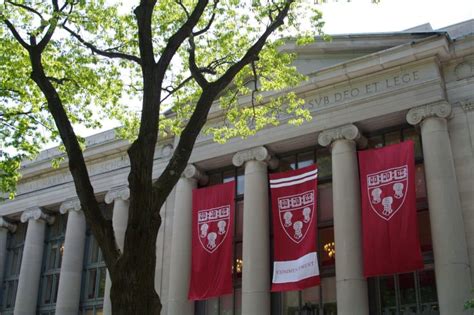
left=0, top=20, right=473, bottom=315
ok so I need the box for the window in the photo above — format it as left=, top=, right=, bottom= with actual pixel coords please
left=79, top=229, right=106, bottom=314
left=37, top=213, right=66, bottom=313
left=196, top=167, right=244, bottom=315
left=0, top=222, right=27, bottom=314
left=366, top=126, right=438, bottom=315
left=277, top=148, right=336, bottom=314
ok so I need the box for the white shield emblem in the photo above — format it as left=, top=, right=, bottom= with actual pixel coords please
left=278, top=190, right=315, bottom=243
left=366, top=165, right=408, bottom=221
left=197, top=205, right=231, bottom=253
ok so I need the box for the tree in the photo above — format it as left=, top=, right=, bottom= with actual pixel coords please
left=0, top=0, right=370, bottom=313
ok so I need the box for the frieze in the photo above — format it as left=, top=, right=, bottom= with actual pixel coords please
left=306, top=70, right=423, bottom=112
left=454, top=61, right=473, bottom=80
left=0, top=217, right=17, bottom=232
left=318, top=124, right=365, bottom=147
left=20, top=207, right=55, bottom=224
left=197, top=64, right=435, bottom=145
left=17, top=142, right=174, bottom=196
left=59, top=197, right=82, bottom=214
left=105, top=185, right=130, bottom=204
left=406, top=101, right=452, bottom=125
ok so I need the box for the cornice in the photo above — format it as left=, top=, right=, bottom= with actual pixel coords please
left=20, top=207, right=55, bottom=224
left=105, top=185, right=130, bottom=204
left=406, top=101, right=452, bottom=125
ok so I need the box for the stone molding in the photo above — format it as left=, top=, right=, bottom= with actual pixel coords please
left=232, top=146, right=278, bottom=169
left=459, top=99, right=474, bottom=112
left=0, top=217, right=17, bottom=233
left=104, top=185, right=130, bottom=204
left=59, top=198, right=82, bottom=215
left=20, top=207, right=55, bottom=224
left=183, top=164, right=208, bottom=185
left=317, top=124, right=366, bottom=148
left=406, top=101, right=452, bottom=125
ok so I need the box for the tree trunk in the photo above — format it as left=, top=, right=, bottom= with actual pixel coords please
left=110, top=205, right=162, bottom=314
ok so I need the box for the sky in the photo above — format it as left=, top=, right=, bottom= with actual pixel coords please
left=316, top=0, right=473, bottom=34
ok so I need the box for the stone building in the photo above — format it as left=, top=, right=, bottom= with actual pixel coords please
left=0, top=20, right=473, bottom=315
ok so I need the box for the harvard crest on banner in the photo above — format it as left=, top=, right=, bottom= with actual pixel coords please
left=189, top=181, right=235, bottom=300
left=270, top=164, right=320, bottom=291
left=358, top=140, right=423, bottom=277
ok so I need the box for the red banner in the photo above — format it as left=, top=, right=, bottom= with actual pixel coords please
left=270, top=164, right=320, bottom=291
left=358, top=140, right=423, bottom=277
left=188, top=181, right=235, bottom=300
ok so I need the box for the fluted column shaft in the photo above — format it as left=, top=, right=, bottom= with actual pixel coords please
left=103, top=185, right=130, bottom=315
left=14, top=208, right=54, bottom=315
left=318, top=124, right=369, bottom=315
left=407, top=102, right=472, bottom=314
left=0, top=218, right=16, bottom=286
left=233, top=146, right=276, bottom=315
left=56, top=198, right=87, bottom=315
left=168, top=165, right=207, bottom=315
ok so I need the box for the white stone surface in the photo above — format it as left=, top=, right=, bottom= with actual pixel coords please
left=56, top=199, right=86, bottom=315
left=408, top=103, right=472, bottom=314
left=318, top=125, right=369, bottom=315
left=234, top=147, right=272, bottom=315
left=14, top=208, right=53, bottom=315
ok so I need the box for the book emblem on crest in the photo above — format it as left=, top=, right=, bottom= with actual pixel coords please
left=366, top=165, right=408, bottom=220
left=198, top=205, right=230, bottom=253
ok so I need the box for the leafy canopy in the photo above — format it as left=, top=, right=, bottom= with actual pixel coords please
left=0, top=0, right=375, bottom=198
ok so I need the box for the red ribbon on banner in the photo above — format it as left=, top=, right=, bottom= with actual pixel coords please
left=188, top=181, right=235, bottom=300
left=270, top=164, right=320, bottom=292
left=358, top=140, right=423, bottom=277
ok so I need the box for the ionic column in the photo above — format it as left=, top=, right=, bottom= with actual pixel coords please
left=56, top=198, right=87, bottom=315
left=103, top=185, right=130, bottom=315
left=14, top=207, right=54, bottom=315
left=407, top=102, right=472, bottom=314
left=232, top=146, right=277, bottom=315
left=168, top=165, right=208, bottom=315
left=0, top=218, right=16, bottom=286
left=318, top=124, right=369, bottom=315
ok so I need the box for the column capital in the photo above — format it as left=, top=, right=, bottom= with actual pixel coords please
left=105, top=185, right=130, bottom=204
left=0, top=217, right=16, bottom=233
left=59, top=198, right=82, bottom=215
left=318, top=124, right=366, bottom=148
left=20, top=207, right=55, bottom=224
left=406, top=101, right=452, bottom=125
left=183, top=164, right=208, bottom=185
left=232, top=146, right=278, bottom=169
left=459, top=99, right=474, bottom=113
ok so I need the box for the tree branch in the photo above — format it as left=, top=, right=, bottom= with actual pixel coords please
left=176, top=0, right=190, bottom=19
left=161, top=75, right=193, bottom=103
left=188, top=35, right=209, bottom=88
left=213, top=0, right=294, bottom=91
left=193, top=0, right=219, bottom=36
left=2, top=18, right=30, bottom=49
left=152, top=0, right=296, bottom=211
left=62, top=25, right=142, bottom=65
left=5, top=1, right=45, bottom=21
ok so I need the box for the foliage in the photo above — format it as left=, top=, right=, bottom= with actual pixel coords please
left=0, top=1, right=330, bottom=197
left=466, top=289, right=474, bottom=310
